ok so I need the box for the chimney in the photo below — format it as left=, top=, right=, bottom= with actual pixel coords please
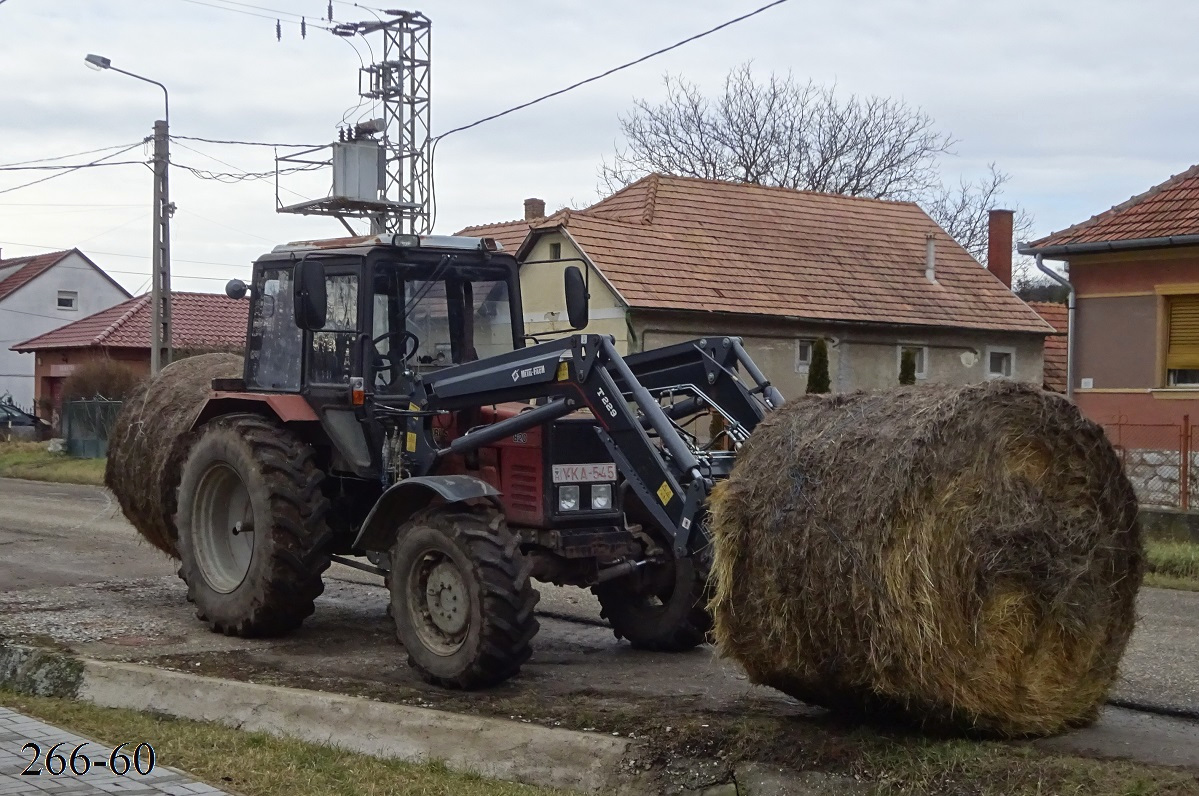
left=987, top=209, right=1015, bottom=287
left=925, top=234, right=936, bottom=283
left=524, top=197, right=546, bottom=221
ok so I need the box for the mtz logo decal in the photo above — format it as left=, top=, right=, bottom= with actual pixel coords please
left=511, top=364, right=547, bottom=382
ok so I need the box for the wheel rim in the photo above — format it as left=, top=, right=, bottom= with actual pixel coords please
left=406, top=549, right=469, bottom=656
left=190, top=462, right=255, bottom=594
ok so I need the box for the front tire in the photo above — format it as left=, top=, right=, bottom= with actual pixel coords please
left=176, top=414, right=330, bottom=637
left=593, top=557, right=711, bottom=651
left=390, top=506, right=539, bottom=689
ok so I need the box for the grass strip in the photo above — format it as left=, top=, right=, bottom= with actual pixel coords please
left=0, top=442, right=106, bottom=486
left=0, top=690, right=564, bottom=796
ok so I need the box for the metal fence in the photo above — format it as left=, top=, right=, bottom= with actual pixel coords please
left=62, top=399, right=123, bottom=459
left=1101, top=416, right=1199, bottom=509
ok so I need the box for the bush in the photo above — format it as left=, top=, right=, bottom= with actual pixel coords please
left=806, top=338, right=830, bottom=394
left=62, top=359, right=142, bottom=401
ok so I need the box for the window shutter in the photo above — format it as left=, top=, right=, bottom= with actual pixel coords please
left=1167, top=295, right=1199, bottom=369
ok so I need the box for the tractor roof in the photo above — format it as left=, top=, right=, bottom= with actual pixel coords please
left=270, top=233, right=506, bottom=257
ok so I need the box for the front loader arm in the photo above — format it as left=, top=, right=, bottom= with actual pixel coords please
left=620, top=337, right=782, bottom=444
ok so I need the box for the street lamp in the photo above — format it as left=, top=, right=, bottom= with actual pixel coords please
left=85, top=53, right=172, bottom=374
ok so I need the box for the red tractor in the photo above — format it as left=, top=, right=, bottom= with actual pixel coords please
left=176, top=232, right=782, bottom=687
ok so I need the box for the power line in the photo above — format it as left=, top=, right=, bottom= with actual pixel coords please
left=171, top=135, right=320, bottom=148
left=0, top=240, right=249, bottom=269
left=171, top=159, right=323, bottom=182
left=0, top=142, right=145, bottom=169
left=172, top=0, right=334, bottom=30
left=0, top=143, right=147, bottom=197
left=0, top=161, right=146, bottom=172
left=433, top=0, right=792, bottom=141
left=426, top=0, right=792, bottom=231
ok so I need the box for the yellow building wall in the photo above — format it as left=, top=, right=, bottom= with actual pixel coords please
left=518, top=232, right=631, bottom=353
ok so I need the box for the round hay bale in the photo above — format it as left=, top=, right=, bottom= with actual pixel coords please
left=105, top=353, right=242, bottom=558
left=708, top=380, right=1142, bottom=737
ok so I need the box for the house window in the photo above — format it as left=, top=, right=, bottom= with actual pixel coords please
left=897, top=345, right=928, bottom=379
left=795, top=339, right=815, bottom=372
left=986, top=347, right=1015, bottom=379
left=1166, top=295, right=1199, bottom=386
left=1167, top=370, right=1199, bottom=386
left=57, top=290, right=78, bottom=311
left=549, top=242, right=562, bottom=260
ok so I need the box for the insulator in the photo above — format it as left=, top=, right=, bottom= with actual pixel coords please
left=276, top=19, right=281, bottom=41
left=301, top=16, right=307, bottom=38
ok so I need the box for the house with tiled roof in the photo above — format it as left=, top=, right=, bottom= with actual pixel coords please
left=0, top=248, right=129, bottom=409
left=1022, top=163, right=1199, bottom=428
left=461, top=174, right=1054, bottom=397
left=12, top=291, right=247, bottom=418
left=1028, top=301, right=1068, bottom=393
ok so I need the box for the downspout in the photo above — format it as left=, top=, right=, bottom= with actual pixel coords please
left=1035, top=254, right=1075, bottom=399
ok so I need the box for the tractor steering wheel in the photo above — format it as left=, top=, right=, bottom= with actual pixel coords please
left=373, top=328, right=420, bottom=360
left=371, top=329, right=420, bottom=386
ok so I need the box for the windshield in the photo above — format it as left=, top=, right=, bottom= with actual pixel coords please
left=372, top=263, right=517, bottom=391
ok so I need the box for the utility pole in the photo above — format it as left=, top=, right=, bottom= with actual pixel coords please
left=84, top=55, right=172, bottom=373
left=151, top=119, right=172, bottom=374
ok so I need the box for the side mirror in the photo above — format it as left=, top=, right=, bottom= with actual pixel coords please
left=225, top=279, right=248, bottom=300
left=564, top=265, right=589, bottom=330
left=293, top=258, right=327, bottom=330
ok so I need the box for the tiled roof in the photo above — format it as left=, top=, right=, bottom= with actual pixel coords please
left=1030, top=164, right=1199, bottom=249
left=1028, top=301, right=1068, bottom=392
left=455, top=218, right=532, bottom=254
left=506, top=174, right=1050, bottom=334
left=0, top=250, right=74, bottom=302
left=12, top=291, right=248, bottom=352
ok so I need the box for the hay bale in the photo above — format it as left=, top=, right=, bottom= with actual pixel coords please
left=709, top=381, right=1142, bottom=737
left=105, top=353, right=241, bottom=558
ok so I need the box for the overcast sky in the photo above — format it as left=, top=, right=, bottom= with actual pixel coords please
left=1, top=0, right=1197, bottom=295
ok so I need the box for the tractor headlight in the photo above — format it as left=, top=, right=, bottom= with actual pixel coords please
left=558, top=485, right=580, bottom=512
left=591, top=483, right=613, bottom=510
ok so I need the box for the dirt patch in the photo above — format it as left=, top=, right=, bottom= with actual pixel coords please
left=143, top=647, right=1199, bottom=796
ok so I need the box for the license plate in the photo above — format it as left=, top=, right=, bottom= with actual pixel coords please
left=552, top=463, right=617, bottom=483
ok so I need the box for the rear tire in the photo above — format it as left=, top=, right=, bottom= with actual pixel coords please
left=176, top=414, right=330, bottom=637
left=390, top=506, right=539, bottom=689
left=593, top=557, right=711, bottom=651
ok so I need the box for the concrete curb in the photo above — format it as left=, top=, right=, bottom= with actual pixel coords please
left=0, top=642, right=636, bottom=794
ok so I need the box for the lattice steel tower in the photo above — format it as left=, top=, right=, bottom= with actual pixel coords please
left=278, top=11, right=432, bottom=234
left=355, top=11, right=431, bottom=234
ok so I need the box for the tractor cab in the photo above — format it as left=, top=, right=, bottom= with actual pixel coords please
left=235, top=233, right=527, bottom=405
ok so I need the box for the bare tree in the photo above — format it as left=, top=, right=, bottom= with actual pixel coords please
left=601, top=64, right=1032, bottom=270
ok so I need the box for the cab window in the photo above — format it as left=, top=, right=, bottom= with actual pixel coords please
left=246, top=267, right=302, bottom=391
left=308, top=273, right=359, bottom=385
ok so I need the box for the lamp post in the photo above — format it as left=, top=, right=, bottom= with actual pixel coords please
left=85, top=54, right=172, bottom=374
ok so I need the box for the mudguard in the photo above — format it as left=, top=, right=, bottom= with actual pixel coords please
left=353, top=475, right=501, bottom=553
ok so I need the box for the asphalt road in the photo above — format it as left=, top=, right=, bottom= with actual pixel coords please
left=2, top=477, right=1198, bottom=769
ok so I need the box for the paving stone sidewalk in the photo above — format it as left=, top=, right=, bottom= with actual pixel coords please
left=0, top=707, right=227, bottom=795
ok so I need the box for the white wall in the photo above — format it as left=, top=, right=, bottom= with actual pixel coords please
left=0, top=252, right=129, bottom=407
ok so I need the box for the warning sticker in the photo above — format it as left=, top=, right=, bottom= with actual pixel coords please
left=656, top=481, right=674, bottom=505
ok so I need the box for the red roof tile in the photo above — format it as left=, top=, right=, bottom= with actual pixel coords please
left=11, top=292, right=248, bottom=352
left=1028, top=301, right=1068, bottom=392
left=490, top=175, right=1050, bottom=334
left=1030, top=164, right=1199, bottom=248
left=0, top=250, right=74, bottom=302
left=455, top=218, right=532, bottom=254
